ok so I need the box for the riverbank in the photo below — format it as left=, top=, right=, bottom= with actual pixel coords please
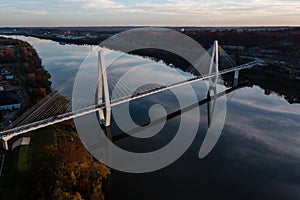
left=0, top=37, right=110, bottom=200
left=0, top=36, right=55, bottom=198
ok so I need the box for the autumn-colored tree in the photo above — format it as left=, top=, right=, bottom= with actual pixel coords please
left=14, top=41, right=53, bottom=103
left=34, top=132, right=110, bottom=200
left=0, top=48, right=16, bottom=63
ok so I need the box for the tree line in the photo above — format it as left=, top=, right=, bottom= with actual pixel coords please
left=16, top=38, right=52, bottom=103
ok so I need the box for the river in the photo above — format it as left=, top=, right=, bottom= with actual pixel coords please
left=2, top=35, right=300, bottom=200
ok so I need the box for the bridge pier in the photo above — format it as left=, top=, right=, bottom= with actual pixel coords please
left=233, top=70, right=239, bottom=87
left=2, top=135, right=13, bottom=150
left=208, top=40, right=219, bottom=87
left=206, top=40, right=220, bottom=127
left=207, top=86, right=217, bottom=127
left=98, top=50, right=111, bottom=127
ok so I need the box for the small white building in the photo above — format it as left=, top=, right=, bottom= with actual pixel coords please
left=0, top=103, right=21, bottom=110
left=5, top=75, right=14, bottom=80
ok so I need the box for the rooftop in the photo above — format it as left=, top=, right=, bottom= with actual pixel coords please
left=0, top=65, right=13, bottom=75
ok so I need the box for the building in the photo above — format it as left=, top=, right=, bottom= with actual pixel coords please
left=0, top=92, right=21, bottom=110
left=0, top=45, right=15, bottom=49
left=5, top=75, right=14, bottom=80
left=0, top=65, right=13, bottom=75
left=223, top=45, right=245, bottom=52
left=0, top=65, right=14, bottom=80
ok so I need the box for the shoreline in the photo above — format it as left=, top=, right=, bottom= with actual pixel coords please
left=3, top=33, right=299, bottom=104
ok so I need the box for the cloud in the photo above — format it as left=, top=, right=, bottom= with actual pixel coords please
left=2, top=8, right=48, bottom=15
left=0, top=1, right=48, bottom=15
left=67, top=0, right=300, bottom=20
left=64, top=0, right=125, bottom=9
left=226, top=86, right=300, bottom=158
left=2, top=0, right=300, bottom=26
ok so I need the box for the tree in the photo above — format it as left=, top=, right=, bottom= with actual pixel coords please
left=235, top=54, right=242, bottom=65
left=34, top=132, right=110, bottom=200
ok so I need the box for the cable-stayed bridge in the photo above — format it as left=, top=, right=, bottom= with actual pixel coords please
left=0, top=41, right=265, bottom=150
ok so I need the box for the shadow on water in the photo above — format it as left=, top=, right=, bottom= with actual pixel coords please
left=110, top=84, right=242, bottom=143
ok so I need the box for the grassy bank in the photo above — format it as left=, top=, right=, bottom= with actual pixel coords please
left=0, top=127, right=57, bottom=199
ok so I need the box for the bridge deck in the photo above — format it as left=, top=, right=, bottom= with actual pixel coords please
left=0, top=60, right=262, bottom=139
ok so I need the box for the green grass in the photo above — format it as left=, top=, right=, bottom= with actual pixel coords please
left=17, top=145, right=29, bottom=172
left=14, top=46, right=25, bottom=80
left=0, top=127, right=57, bottom=200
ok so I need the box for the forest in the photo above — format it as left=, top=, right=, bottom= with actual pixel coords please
left=0, top=48, right=16, bottom=63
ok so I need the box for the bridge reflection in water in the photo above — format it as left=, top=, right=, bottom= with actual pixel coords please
left=109, top=84, right=244, bottom=143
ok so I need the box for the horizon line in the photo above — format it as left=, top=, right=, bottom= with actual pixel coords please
left=1, top=25, right=300, bottom=28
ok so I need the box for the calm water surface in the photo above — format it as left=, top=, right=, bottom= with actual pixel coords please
left=3, top=35, right=300, bottom=200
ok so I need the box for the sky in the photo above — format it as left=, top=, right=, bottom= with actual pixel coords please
left=1, top=0, right=300, bottom=27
